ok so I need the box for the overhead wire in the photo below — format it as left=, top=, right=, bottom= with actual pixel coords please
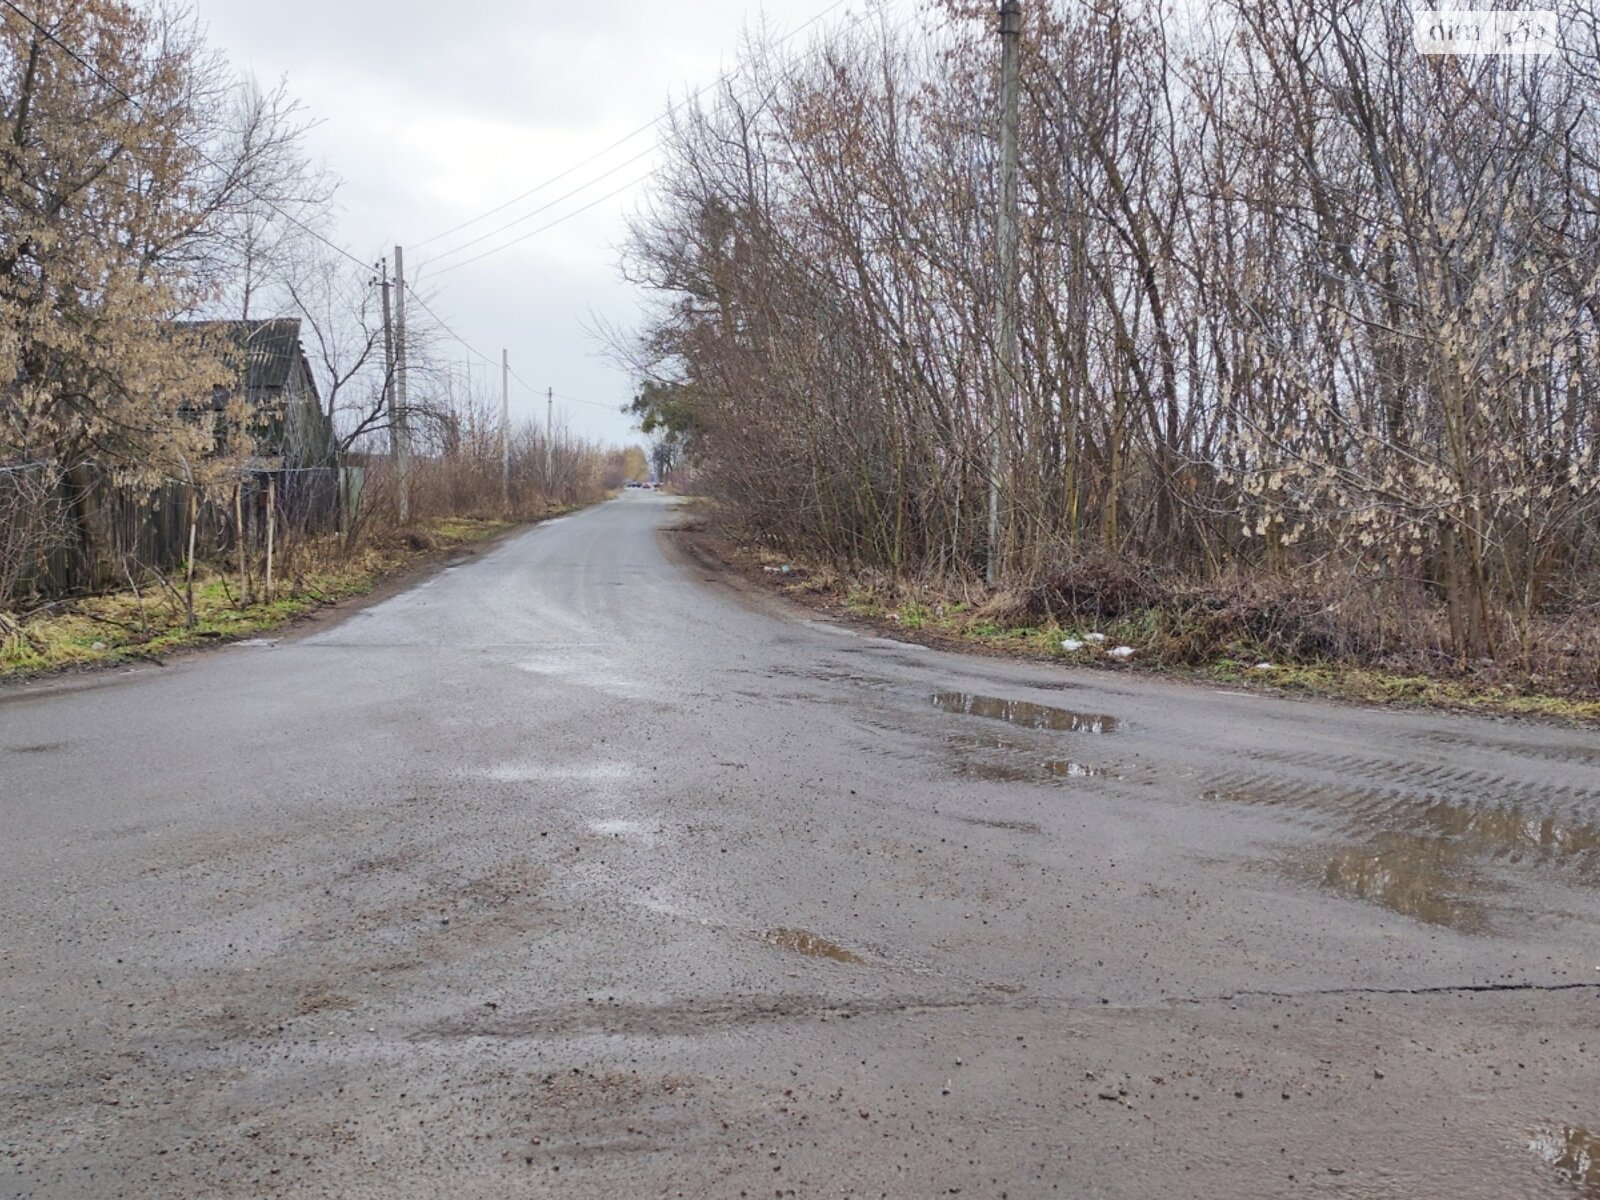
left=409, top=290, right=621, bottom=412
left=428, top=172, right=656, bottom=277
left=424, top=142, right=659, bottom=265
left=553, top=396, right=620, bottom=416
left=405, top=288, right=498, bottom=367
left=507, top=366, right=620, bottom=412
left=420, top=0, right=921, bottom=277
left=411, top=0, right=861, bottom=251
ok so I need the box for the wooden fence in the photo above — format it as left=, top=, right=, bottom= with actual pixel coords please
left=3, top=464, right=344, bottom=601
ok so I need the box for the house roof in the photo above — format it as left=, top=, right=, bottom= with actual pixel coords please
left=177, top=319, right=307, bottom=394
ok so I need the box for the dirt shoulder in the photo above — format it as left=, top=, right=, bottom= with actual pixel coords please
left=664, top=517, right=1600, bottom=727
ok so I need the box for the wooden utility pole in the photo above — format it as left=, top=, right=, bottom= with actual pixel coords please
left=393, top=245, right=412, bottom=524
left=545, top=387, right=554, bottom=485
left=989, top=0, right=1021, bottom=586
left=501, top=349, right=510, bottom=511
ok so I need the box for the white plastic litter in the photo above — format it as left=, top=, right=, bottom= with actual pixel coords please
left=1085, top=632, right=1108, bottom=643
left=1061, top=638, right=1085, bottom=652
left=1253, top=661, right=1274, bottom=671
left=1108, top=645, right=1135, bottom=660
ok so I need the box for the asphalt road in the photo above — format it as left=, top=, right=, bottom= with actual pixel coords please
left=4, top=492, right=1600, bottom=1199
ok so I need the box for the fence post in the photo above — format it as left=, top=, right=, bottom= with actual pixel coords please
left=185, top=487, right=197, bottom=627
left=266, top=476, right=276, bottom=603
left=234, top=480, right=248, bottom=607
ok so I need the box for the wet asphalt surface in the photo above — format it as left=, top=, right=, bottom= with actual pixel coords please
left=3, top=492, right=1600, bottom=1198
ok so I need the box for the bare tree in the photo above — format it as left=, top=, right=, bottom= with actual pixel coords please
left=623, top=0, right=1600, bottom=668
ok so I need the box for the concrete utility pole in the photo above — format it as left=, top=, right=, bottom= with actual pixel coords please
left=545, top=387, right=554, bottom=485
left=500, top=349, right=510, bottom=512
left=989, top=0, right=1021, bottom=587
left=379, top=258, right=397, bottom=488
left=393, top=245, right=412, bottom=523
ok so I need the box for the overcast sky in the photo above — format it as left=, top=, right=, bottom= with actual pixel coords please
left=189, top=0, right=875, bottom=448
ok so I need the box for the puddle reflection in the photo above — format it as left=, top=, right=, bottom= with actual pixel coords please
left=955, top=757, right=1105, bottom=783
left=1417, top=801, right=1600, bottom=860
left=931, top=692, right=1119, bottom=733
left=762, top=928, right=864, bottom=964
left=1318, top=834, right=1491, bottom=933
left=1530, top=1125, right=1600, bottom=1195
left=1205, top=778, right=1600, bottom=931
left=944, top=731, right=1109, bottom=785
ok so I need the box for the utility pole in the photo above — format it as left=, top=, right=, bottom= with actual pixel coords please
left=545, top=387, right=554, bottom=485
left=393, top=245, right=412, bottom=523
left=379, top=257, right=397, bottom=498
left=501, top=349, right=510, bottom=512
left=989, top=0, right=1021, bottom=586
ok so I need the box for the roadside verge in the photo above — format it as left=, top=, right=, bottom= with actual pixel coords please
left=1, top=510, right=576, bottom=682
left=664, top=516, right=1600, bottom=726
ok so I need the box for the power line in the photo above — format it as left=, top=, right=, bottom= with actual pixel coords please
left=411, top=0, right=861, bottom=251
left=419, top=0, right=921, bottom=276
left=0, top=0, right=372, bottom=274
left=520, top=375, right=621, bottom=412
left=424, top=142, right=659, bottom=266
left=409, top=293, right=618, bottom=413
left=405, top=288, right=498, bottom=367
left=505, top=366, right=615, bottom=412
left=556, top=392, right=626, bottom=412
left=13, top=0, right=650, bottom=444
left=428, top=172, right=655, bottom=277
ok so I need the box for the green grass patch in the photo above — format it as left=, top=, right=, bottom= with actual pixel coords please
left=424, top=516, right=517, bottom=544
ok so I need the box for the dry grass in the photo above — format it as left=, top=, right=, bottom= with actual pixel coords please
left=723, top=539, right=1600, bottom=725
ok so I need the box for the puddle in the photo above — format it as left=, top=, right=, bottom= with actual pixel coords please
left=762, top=927, right=864, bottom=964
left=1206, top=778, right=1600, bottom=930
left=1208, top=784, right=1600, bottom=867
left=1530, top=1125, right=1600, bottom=1195
left=931, top=692, right=1118, bottom=733
left=943, top=731, right=1110, bottom=785
left=1315, top=834, right=1493, bottom=933
left=1416, top=801, right=1600, bottom=861
left=955, top=758, right=1106, bottom=784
